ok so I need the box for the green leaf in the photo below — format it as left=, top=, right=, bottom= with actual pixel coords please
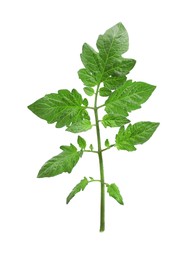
left=107, top=183, right=124, bottom=205
left=89, top=144, right=94, bottom=151
left=37, top=144, right=81, bottom=178
left=66, top=177, right=89, bottom=204
left=28, top=89, right=90, bottom=128
left=82, top=98, right=88, bottom=107
left=105, top=81, right=156, bottom=116
left=105, top=139, right=110, bottom=147
left=79, top=23, right=134, bottom=85
left=116, top=122, right=160, bottom=151
left=99, top=87, right=112, bottom=97
left=78, top=68, right=97, bottom=87
left=104, top=76, right=126, bottom=90
left=80, top=43, right=102, bottom=82
left=66, top=119, right=92, bottom=133
left=102, top=114, right=130, bottom=128
left=77, top=136, right=87, bottom=149
left=84, top=87, right=95, bottom=96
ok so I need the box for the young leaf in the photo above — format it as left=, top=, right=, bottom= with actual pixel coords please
left=107, top=183, right=124, bottom=205
left=105, top=81, right=156, bottom=116
left=78, top=68, right=97, bottom=87
left=96, top=23, right=129, bottom=80
left=84, top=87, right=95, bottom=96
left=37, top=144, right=81, bottom=178
left=82, top=98, right=88, bottom=107
left=79, top=23, right=135, bottom=86
left=28, top=89, right=90, bottom=128
left=102, top=114, right=130, bottom=128
left=66, top=177, right=89, bottom=204
left=116, top=122, right=160, bottom=151
left=77, top=136, right=87, bottom=149
left=66, top=119, right=92, bottom=133
left=105, top=139, right=110, bottom=148
left=89, top=144, right=94, bottom=151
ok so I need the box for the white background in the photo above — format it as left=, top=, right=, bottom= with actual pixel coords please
left=0, top=0, right=189, bottom=259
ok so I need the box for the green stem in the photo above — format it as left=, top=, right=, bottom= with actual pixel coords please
left=94, top=84, right=105, bottom=232
left=88, top=179, right=108, bottom=186
left=97, top=104, right=105, bottom=109
left=84, top=150, right=98, bottom=153
left=101, top=144, right=115, bottom=152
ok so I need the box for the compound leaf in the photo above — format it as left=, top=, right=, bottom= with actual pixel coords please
left=116, top=122, right=160, bottom=151
left=107, top=183, right=124, bottom=205
left=37, top=144, right=81, bottom=178
left=66, top=177, right=89, bottom=204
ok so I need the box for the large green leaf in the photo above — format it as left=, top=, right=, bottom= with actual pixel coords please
left=107, top=183, right=124, bottom=205
left=28, top=89, right=90, bottom=128
left=105, top=81, right=156, bottom=116
left=79, top=23, right=135, bottom=86
left=37, top=144, right=81, bottom=178
left=116, top=122, right=160, bottom=151
left=66, top=177, right=89, bottom=204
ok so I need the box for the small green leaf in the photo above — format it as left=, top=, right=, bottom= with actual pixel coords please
left=28, top=89, right=90, bottom=128
left=116, top=122, right=160, bottom=151
left=78, top=68, right=97, bottom=87
left=82, top=98, right=88, bottom=107
left=99, top=87, right=112, bottom=97
left=66, top=177, right=89, bottom=204
left=105, top=139, right=110, bottom=147
left=84, top=87, right=95, bottom=96
left=102, top=114, right=130, bottom=128
left=89, top=144, right=94, bottom=151
left=37, top=144, right=81, bottom=178
left=107, top=183, right=124, bottom=205
left=66, top=119, right=92, bottom=133
left=77, top=136, right=87, bottom=149
left=105, top=81, right=156, bottom=117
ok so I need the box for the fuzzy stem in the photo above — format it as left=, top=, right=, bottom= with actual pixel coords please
left=94, top=84, right=105, bottom=232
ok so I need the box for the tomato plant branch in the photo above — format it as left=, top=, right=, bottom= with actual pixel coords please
left=94, top=84, right=105, bottom=232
